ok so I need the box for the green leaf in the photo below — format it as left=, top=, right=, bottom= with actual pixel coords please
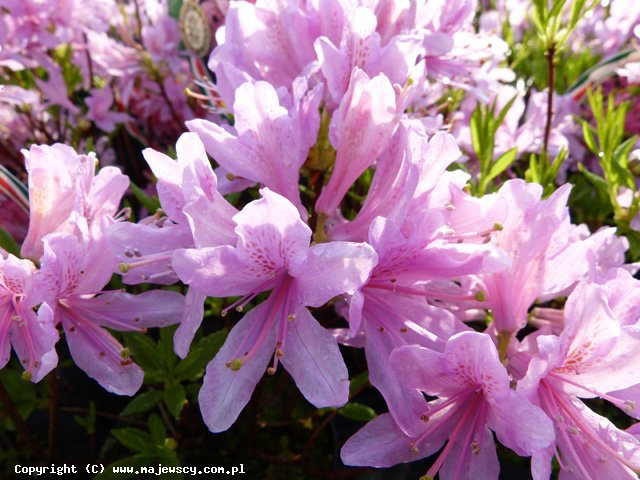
left=124, top=333, right=163, bottom=373
left=581, top=121, right=598, bottom=153
left=338, top=402, right=377, bottom=422
left=148, top=413, right=166, bottom=444
left=121, top=391, right=164, bottom=416
left=112, top=428, right=153, bottom=453
left=486, top=148, right=518, bottom=184
left=0, top=227, right=20, bottom=257
left=168, top=0, right=183, bottom=19
left=129, top=182, right=160, bottom=213
left=544, top=148, right=567, bottom=190
left=175, top=329, right=228, bottom=381
left=578, top=163, right=608, bottom=190
left=164, top=384, right=187, bottom=420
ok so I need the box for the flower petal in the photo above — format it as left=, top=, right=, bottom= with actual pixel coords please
left=198, top=302, right=276, bottom=432
left=290, top=241, right=377, bottom=307
left=487, top=390, right=555, bottom=456
left=280, top=307, right=349, bottom=407
left=172, top=246, right=268, bottom=297
left=69, top=289, right=184, bottom=330
left=174, top=289, right=206, bottom=359
left=341, top=413, right=419, bottom=467
left=59, top=308, right=142, bottom=395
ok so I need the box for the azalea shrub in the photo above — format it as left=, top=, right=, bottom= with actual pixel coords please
left=2, top=0, right=640, bottom=479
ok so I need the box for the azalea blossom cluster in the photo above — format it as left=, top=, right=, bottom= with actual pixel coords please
left=3, top=0, right=640, bottom=479
left=0, top=0, right=225, bottom=169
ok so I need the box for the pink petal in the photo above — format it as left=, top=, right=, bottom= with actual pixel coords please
left=59, top=308, right=142, bottom=395
left=143, top=147, right=185, bottom=223
left=364, top=320, right=429, bottom=437
left=279, top=307, right=349, bottom=407
left=11, top=303, right=59, bottom=382
left=172, top=246, right=268, bottom=297
left=315, top=69, right=399, bottom=215
left=290, top=241, right=377, bottom=307
left=233, top=188, right=311, bottom=269
left=69, top=290, right=184, bottom=331
left=199, top=302, right=276, bottom=432
left=487, top=390, right=555, bottom=456
left=341, top=413, right=418, bottom=467
left=174, top=289, right=206, bottom=359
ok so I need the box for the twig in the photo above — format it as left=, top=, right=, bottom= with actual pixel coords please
left=0, top=379, right=47, bottom=458
left=302, top=409, right=339, bottom=460
left=543, top=46, right=555, bottom=157
left=47, top=371, right=59, bottom=462
left=82, top=32, right=95, bottom=89
left=158, top=80, right=184, bottom=131
left=132, top=0, right=145, bottom=47
left=157, top=400, right=179, bottom=439
left=59, top=407, right=148, bottom=427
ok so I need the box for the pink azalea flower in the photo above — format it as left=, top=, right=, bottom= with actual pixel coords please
left=344, top=211, right=508, bottom=437
left=85, top=87, right=132, bottom=132
left=21, top=143, right=129, bottom=260
left=342, top=331, right=554, bottom=479
left=478, top=180, right=576, bottom=335
left=37, top=227, right=184, bottom=395
left=208, top=0, right=323, bottom=97
left=314, top=6, right=422, bottom=107
left=518, top=283, right=640, bottom=479
left=172, top=188, right=377, bottom=432
left=315, top=68, right=400, bottom=217
left=187, top=79, right=322, bottom=217
left=109, top=133, right=238, bottom=357
left=0, top=254, right=58, bottom=382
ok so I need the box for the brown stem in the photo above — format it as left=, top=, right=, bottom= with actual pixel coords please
left=59, top=407, right=148, bottom=427
left=0, top=379, right=47, bottom=458
left=158, top=80, right=184, bottom=131
left=157, top=400, right=179, bottom=439
left=82, top=32, right=95, bottom=89
left=302, top=409, right=338, bottom=460
left=132, top=0, right=145, bottom=47
left=47, top=371, right=59, bottom=462
left=543, top=46, right=556, bottom=158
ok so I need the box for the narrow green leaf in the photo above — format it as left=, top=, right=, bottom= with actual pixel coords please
left=486, top=148, right=518, bottom=183
left=112, top=428, right=153, bottom=453
left=149, top=413, right=166, bottom=444
left=175, top=329, right=228, bottom=381
left=121, top=391, right=164, bottom=416
left=0, top=227, right=20, bottom=257
left=129, top=182, right=160, bottom=213
left=581, top=121, right=598, bottom=154
left=164, top=384, right=187, bottom=420
left=578, top=163, right=608, bottom=189
left=338, top=402, right=377, bottom=422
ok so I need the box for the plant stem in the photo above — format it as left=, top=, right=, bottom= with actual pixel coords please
left=543, top=45, right=556, bottom=159
left=0, top=379, right=47, bottom=458
left=47, top=371, right=59, bottom=462
left=59, top=407, right=148, bottom=427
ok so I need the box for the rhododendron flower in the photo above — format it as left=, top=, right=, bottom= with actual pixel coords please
left=172, top=188, right=377, bottom=432
left=37, top=228, right=184, bottom=395
left=20, top=143, right=128, bottom=260
left=109, top=132, right=238, bottom=358
left=315, top=68, right=400, bottom=217
left=519, top=283, right=640, bottom=479
left=342, top=331, right=554, bottom=479
left=187, top=79, right=322, bottom=217
left=0, top=254, right=58, bottom=382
